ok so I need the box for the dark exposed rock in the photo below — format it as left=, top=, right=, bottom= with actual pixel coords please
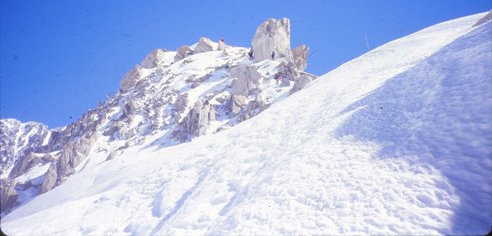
left=0, top=179, right=18, bottom=214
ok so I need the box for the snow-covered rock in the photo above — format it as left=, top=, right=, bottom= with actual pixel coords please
left=252, top=18, right=293, bottom=62
left=8, top=152, right=40, bottom=178
left=230, top=64, right=262, bottom=96
left=194, top=37, right=217, bottom=53
left=120, top=65, right=144, bottom=93
left=290, top=74, right=313, bottom=94
left=0, top=119, right=52, bottom=178
left=174, top=45, right=194, bottom=62
left=140, top=49, right=175, bottom=69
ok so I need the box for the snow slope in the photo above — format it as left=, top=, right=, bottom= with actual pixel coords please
left=2, top=12, right=491, bottom=235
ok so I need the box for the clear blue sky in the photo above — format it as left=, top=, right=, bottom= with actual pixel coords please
left=1, top=0, right=490, bottom=128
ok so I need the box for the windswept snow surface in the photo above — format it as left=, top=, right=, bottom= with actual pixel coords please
left=2, top=13, right=491, bottom=235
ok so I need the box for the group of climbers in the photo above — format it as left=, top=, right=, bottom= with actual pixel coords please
left=246, top=49, right=277, bottom=61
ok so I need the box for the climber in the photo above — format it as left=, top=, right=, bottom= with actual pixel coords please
left=218, top=38, right=227, bottom=51
left=274, top=72, right=281, bottom=84
left=271, top=51, right=275, bottom=60
left=248, top=49, right=254, bottom=59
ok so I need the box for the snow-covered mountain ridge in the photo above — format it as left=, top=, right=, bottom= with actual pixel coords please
left=0, top=18, right=314, bottom=215
left=2, top=12, right=492, bottom=235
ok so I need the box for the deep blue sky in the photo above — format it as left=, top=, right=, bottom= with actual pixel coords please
left=1, top=0, right=490, bottom=128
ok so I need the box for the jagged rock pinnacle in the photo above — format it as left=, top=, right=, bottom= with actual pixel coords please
left=251, top=18, right=293, bottom=63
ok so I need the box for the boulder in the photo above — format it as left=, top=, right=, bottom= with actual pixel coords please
left=140, top=49, right=172, bottom=69
left=40, top=162, right=57, bottom=194
left=174, top=45, right=194, bottom=62
left=292, top=44, right=309, bottom=71
left=252, top=18, right=293, bottom=62
left=0, top=179, right=18, bottom=213
left=194, top=37, right=216, bottom=53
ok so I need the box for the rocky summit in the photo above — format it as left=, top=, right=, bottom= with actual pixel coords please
left=0, top=18, right=315, bottom=215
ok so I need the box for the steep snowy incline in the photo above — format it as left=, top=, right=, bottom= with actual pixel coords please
left=2, top=12, right=491, bottom=235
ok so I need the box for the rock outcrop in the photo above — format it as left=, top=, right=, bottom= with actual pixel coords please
left=237, top=96, right=267, bottom=122
left=140, top=49, right=173, bottom=69
left=120, top=65, right=144, bottom=93
left=174, top=93, right=189, bottom=122
left=0, top=179, right=18, bottom=213
left=229, top=95, right=247, bottom=115
left=290, top=74, right=313, bottom=94
left=40, top=162, right=57, bottom=194
left=194, top=37, right=216, bottom=53
left=40, top=131, right=98, bottom=193
left=8, top=152, right=40, bottom=178
left=175, top=100, right=215, bottom=141
left=252, top=18, right=293, bottom=62
left=230, top=64, right=262, bottom=96
left=174, top=45, right=194, bottom=62
left=292, top=45, right=309, bottom=71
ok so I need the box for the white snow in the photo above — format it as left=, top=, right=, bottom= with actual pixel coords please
left=2, top=12, right=491, bottom=235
